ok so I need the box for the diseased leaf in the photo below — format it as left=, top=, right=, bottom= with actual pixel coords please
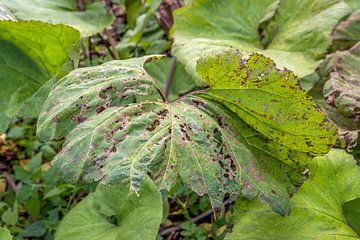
left=198, top=50, right=337, bottom=155
left=55, top=178, right=162, bottom=240
left=323, top=42, right=360, bottom=121
left=226, top=149, right=360, bottom=240
left=38, top=55, right=308, bottom=214
left=0, top=20, right=80, bottom=133
left=1, top=0, right=114, bottom=37
left=171, top=0, right=350, bottom=84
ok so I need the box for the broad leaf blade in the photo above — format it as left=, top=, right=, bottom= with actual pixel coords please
left=0, top=20, right=80, bottom=133
left=226, top=150, right=360, bottom=240
left=171, top=0, right=350, bottom=82
left=2, top=0, right=114, bottom=37
left=197, top=50, right=337, bottom=155
left=55, top=178, right=162, bottom=240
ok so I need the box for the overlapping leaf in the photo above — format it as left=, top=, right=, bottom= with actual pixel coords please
left=226, top=150, right=360, bottom=240
left=55, top=178, right=162, bottom=240
left=38, top=54, right=317, bottom=214
left=1, top=0, right=114, bottom=37
left=0, top=20, right=80, bottom=133
left=171, top=0, right=350, bottom=84
left=198, top=50, right=337, bottom=155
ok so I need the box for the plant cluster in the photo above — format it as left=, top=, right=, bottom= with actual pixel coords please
left=0, top=0, right=359, bottom=239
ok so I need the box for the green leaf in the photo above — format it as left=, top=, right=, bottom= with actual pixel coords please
left=28, top=152, right=42, bottom=173
left=226, top=149, right=360, bottom=240
left=1, top=202, right=18, bottom=226
left=171, top=0, right=350, bottom=84
left=346, top=0, right=360, bottom=11
left=0, top=227, right=12, bottom=240
left=0, top=20, right=80, bottom=133
left=198, top=50, right=337, bottom=155
left=1, top=0, right=114, bottom=37
left=55, top=178, right=162, bottom=240
left=25, top=192, right=41, bottom=218
left=38, top=55, right=303, bottom=214
left=343, top=198, right=360, bottom=235
left=124, top=0, right=143, bottom=28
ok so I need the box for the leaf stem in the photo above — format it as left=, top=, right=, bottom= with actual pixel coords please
left=170, top=88, right=210, bottom=103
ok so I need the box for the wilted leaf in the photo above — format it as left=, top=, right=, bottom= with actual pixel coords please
left=310, top=43, right=360, bottom=151
left=38, top=54, right=310, bottom=214
left=198, top=50, right=337, bottom=155
left=0, top=20, right=80, bottom=133
left=332, top=11, right=360, bottom=49
left=226, top=149, right=360, bottom=240
left=171, top=0, right=350, bottom=84
left=323, top=42, right=360, bottom=120
left=0, top=227, right=12, bottom=240
left=1, top=0, right=114, bottom=37
left=55, top=178, right=162, bottom=240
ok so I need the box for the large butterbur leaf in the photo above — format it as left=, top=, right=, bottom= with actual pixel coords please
left=171, top=0, right=350, bottom=84
left=1, top=0, right=114, bottom=37
left=55, top=178, right=162, bottom=240
left=38, top=52, right=335, bottom=214
left=0, top=20, right=80, bottom=133
left=226, top=149, right=360, bottom=240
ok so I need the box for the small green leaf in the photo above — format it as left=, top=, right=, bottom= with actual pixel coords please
left=28, top=152, right=42, bottom=173
left=0, top=227, right=12, bottom=240
left=1, top=202, right=18, bottom=226
left=2, top=0, right=114, bottom=37
left=55, top=178, right=162, bottom=240
left=226, top=150, right=360, bottom=240
left=198, top=50, right=336, bottom=155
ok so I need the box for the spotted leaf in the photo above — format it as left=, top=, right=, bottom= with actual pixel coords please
left=38, top=55, right=307, bottom=214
